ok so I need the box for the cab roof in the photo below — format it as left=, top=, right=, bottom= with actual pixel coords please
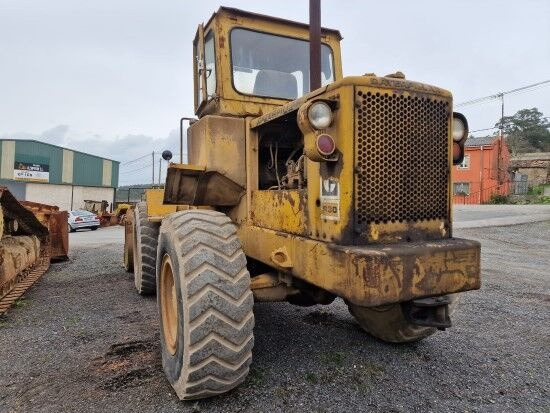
left=206, top=6, right=343, bottom=40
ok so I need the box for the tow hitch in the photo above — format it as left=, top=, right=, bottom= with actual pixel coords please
left=402, top=295, right=453, bottom=330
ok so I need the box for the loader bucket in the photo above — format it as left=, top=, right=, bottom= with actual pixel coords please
left=163, top=164, right=245, bottom=206
left=21, top=201, right=69, bottom=261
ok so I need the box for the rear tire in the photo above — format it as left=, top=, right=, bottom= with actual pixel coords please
left=133, top=202, right=159, bottom=295
left=156, top=210, right=254, bottom=400
left=68, top=224, right=75, bottom=233
left=348, top=295, right=459, bottom=343
left=91, top=226, right=98, bottom=231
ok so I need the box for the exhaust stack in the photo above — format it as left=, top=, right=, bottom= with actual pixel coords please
left=309, top=0, right=321, bottom=91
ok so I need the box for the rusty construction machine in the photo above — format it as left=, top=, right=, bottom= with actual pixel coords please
left=124, top=3, right=481, bottom=400
left=0, top=189, right=68, bottom=315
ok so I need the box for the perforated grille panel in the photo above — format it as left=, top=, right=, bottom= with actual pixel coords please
left=355, top=89, right=450, bottom=226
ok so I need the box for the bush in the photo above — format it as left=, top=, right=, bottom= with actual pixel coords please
left=528, top=185, right=543, bottom=196
left=488, top=194, right=509, bottom=204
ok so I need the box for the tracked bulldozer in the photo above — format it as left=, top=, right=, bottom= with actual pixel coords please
left=0, top=188, right=68, bottom=315
left=124, top=4, right=481, bottom=400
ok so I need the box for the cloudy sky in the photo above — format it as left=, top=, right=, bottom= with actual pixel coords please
left=1, top=0, right=549, bottom=185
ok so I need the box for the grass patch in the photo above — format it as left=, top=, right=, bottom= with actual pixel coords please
left=274, top=384, right=298, bottom=403
left=360, top=361, right=385, bottom=376
left=320, top=351, right=345, bottom=367
left=350, top=362, right=386, bottom=392
left=64, top=315, right=82, bottom=326
left=246, top=366, right=266, bottom=387
left=305, top=372, right=319, bottom=384
left=13, top=298, right=29, bottom=308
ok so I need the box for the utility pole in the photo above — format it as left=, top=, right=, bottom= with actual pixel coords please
left=498, top=93, right=504, bottom=184
left=152, top=151, right=155, bottom=185
left=158, top=158, right=162, bottom=186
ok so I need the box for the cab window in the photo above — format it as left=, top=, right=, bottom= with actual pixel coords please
left=230, top=28, right=334, bottom=100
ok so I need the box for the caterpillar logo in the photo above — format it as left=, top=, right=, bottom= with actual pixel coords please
left=320, top=177, right=340, bottom=221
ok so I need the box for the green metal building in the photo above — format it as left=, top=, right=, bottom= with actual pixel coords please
left=0, top=139, right=119, bottom=211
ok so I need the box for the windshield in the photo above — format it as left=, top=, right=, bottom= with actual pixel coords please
left=230, top=28, right=334, bottom=100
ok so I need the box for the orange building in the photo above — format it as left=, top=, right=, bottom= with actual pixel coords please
left=452, top=136, right=510, bottom=204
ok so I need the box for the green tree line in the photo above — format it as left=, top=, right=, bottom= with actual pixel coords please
left=495, top=108, right=550, bottom=154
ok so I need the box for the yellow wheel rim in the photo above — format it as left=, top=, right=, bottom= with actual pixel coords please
left=160, top=254, right=178, bottom=355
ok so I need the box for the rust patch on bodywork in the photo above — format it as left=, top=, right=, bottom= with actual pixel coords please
left=239, top=224, right=480, bottom=307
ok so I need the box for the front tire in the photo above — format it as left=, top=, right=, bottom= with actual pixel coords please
left=156, top=210, right=254, bottom=400
left=133, top=202, right=159, bottom=295
left=348, top=295, right=459, bottom=343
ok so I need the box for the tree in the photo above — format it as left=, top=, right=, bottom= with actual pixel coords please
left=495, top=108, right=550, bottom=154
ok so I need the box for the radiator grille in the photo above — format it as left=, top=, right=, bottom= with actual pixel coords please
left=355, top=89, right=450, bottom=226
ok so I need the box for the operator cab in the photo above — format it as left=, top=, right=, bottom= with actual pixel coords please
left=193, top=7, right=343, bottom=117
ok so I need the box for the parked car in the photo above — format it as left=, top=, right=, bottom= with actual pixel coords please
left=68, top=210, right=100, bottom=232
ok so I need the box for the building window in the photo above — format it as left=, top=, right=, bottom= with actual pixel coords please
left=453, top=182, right=470, bottom=195
left=457, top=154, right=470, bottom=170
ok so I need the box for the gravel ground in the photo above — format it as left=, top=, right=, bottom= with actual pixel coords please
left=0, top=222, right=549, bottom=413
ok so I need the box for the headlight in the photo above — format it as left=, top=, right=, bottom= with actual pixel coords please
left=308, top=101, right=332, bottom=129
left=452, top=113, right=468, bottom=142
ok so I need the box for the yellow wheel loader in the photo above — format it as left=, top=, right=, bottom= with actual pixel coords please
left=125, top=4, right=481, bottom=400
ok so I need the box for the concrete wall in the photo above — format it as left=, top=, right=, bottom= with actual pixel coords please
left=23, top=183, right=115, bottom=211
left=25, top=183, right=73, bottom=211
left=71, top=186, right=115, bottom=211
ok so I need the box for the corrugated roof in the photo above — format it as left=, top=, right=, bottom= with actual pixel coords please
left=464, top=136, right=498, bottom=147
left=0, top=139, right=120, bottom=163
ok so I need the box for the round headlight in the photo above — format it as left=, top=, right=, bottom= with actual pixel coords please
left=308, top=102, right=332, bottom=129
left=452, top=115, right=467, bottom=142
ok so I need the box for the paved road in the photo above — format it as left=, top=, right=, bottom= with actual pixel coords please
left=1, top=216, right=548, bottom=412
left=69, top=226, right=124, bottom=247
left=454, top=205, right=550, bottom=229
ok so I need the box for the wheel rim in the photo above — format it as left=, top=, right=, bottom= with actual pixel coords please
left=160, top=253, right=178, bottom=355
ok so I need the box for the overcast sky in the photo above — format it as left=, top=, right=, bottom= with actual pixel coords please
left=1, top=0, right=549, bottom=185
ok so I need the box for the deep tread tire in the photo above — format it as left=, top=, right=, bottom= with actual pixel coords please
left=348, top=295, right=459, bottom=343
left=156, top=210, right=254, bottom=400
left=133, top=202, right=159, bottom=295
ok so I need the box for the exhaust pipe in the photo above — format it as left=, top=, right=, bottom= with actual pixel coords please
left=309, top=0, right=321, bottom=91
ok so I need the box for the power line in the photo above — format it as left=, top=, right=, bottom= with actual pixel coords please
left=120, top=163, right=153, bottom=174
left=470, top=126, right=498, bottom=133
left=121, top=150, right=187, bottom=167
left=456, top=80, right=550, bottom=108
left=121, top=153, right=151, bottom=166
